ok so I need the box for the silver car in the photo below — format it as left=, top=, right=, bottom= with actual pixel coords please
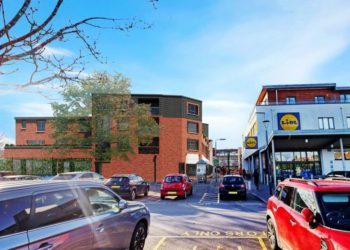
left=0, top=180, right=150, bottom=249
left=51, top=171, right=105, bottom=183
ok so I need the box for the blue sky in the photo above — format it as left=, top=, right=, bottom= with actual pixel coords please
left=1, top=0, right=350, bottom=148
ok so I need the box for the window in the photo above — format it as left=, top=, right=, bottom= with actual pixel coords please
left=286, top=97, right=296, bottom=105
left=187, top=122, right=199, bottom=134
left=187, top=103, right=199, bottom=116
left=31, top=189, right=85, bottom=229
left=118, top=118, right=129, bottom=131
left=340, top=94, right=350, bottom=103
left=187, top=139, right=199, bottom=151
left=85, top=188, right=120, bottom=215
left=318, top=117, right=335, bottom=129
left=0, top=197, right=31, bottom=237
left=26, top=140, right=45, bottom=145
left=347, top=117, right=350, bottom=128
left=293, top=189, right=317, bottom=213
left=36, top=120, right=46, bottom=132
left=315, top=96, right=325, bottom=104
left=21, top=120, right=26, bottom=129
left=80, top=173, right=93, bottom=179
left=274, top=185, right=282, bottom=198
left=280, top=186, right=294, bottom=206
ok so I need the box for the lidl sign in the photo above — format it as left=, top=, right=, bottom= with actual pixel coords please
left=245, top=136, right=258, bottom=149
left=278, top=112, right=301, bottom=130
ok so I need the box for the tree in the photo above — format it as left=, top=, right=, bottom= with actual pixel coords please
left=0, top=133, right=6, bottom=149
left=51, top=72, right=159, bottom=162
left=0, top=0, right=155, bottom=89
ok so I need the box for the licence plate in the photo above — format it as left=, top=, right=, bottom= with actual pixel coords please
left=111, top=186, right=120, bottom=189
left=167, top=191, right=177, bottom=195
left=229, top=191, right=238, bottom=195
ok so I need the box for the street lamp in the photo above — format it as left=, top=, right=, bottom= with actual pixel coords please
left=263, top=120, right=273, bottom=196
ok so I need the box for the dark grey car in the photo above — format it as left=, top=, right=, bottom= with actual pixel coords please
left=105, top=174, right=150, bottom=201
left=0, top=180, right=150, bottom=250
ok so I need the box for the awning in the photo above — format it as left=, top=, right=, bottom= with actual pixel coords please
left=185, top=153, right=199, bottom=164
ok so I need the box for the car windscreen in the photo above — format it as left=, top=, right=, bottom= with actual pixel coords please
left=223, top=177, right=244, bottom=184
left=317, top=192, right=350, bottom=231
left=107, top=177, right=129, bottom=185
left=164, top=176, right=182, bottom=183
left=51, top=174, right=77, bottom=180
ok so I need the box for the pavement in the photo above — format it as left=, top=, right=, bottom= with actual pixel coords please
left=247, top=181, right=272, bottom=204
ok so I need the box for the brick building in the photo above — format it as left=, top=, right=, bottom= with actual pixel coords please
left=243, top=83, right=350, bottom=186
left=4, top=94, right=210, bottom=181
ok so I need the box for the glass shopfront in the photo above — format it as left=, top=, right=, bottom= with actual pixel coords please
left=275, top=151, right=321, bottom=181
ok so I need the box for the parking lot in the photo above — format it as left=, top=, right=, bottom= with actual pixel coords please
left=133, top=181, right=270, bottom=250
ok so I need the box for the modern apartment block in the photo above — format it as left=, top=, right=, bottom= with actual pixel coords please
left=4, top=94, right=210, bottom=181
left=243, top=83, right=350, bottom=185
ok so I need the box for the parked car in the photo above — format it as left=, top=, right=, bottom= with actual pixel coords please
left=219, top=175, right=246, bottom=200
left=0, top=171, right=15, bottom=177
left=0, top=180, right=150, bottom=250
left=1, top=175, right=41, bottom=181
left=50, top=171, right=105, bottom=182
left=105, top=174, right=150, bottom=201
left=160, top=173, right=193, bottom=200
left=266, top=178, right=350, bottom=250
left=325, top=170, right=350, bottom=178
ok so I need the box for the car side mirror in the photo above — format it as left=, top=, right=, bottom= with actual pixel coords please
left=301, top=207, right=315, bottom=224
left=119, top=199, right=128, bottom=210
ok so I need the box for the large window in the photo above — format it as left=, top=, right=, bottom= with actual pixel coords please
left=315, top=96, right=325, bottom=104
left=334, top=151, right=350, bottom=161
left=187, top=139, right=199, bottom=151
left=31, top=189, right=85, bottom=229
left=85, top=188, right=120, bottom=215
left=0, top=197, right=31, bottom=237
left=187, top=103, right=199, bottom=116
left=293, top=189, right=317, bottom=213
left=21, top=120, right=26, bottom=129
left=340, top=94, right=350, bottom=103
left=187, top=122, right=199, bottom=134
left=26, top=140, right=45, bottom=145
left=347, top=117, right=350, bottom=128
left=318, top=117, right=334, bottom=130
left=280, top=186, right=294, bottom=206
left=286, top=96, right=296, bottom=105
left=36, top=120, right=46, bottom=132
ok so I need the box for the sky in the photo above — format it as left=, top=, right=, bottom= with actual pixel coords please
left=1, top=0, right=350, bottom=148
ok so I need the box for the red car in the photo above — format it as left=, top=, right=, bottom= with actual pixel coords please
left=266, top=178, right=350, bottom=250
left=160, top=173, right=193, bottom=199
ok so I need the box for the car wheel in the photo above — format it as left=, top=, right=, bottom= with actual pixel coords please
left=129, top=222, right=147, bottom=250
left=189, top=187, right=193, bottom=195
left=267, top=218, right=280, bottom=250
left=130, top=190, right=136, bottom=201
left=144, top=187, right=149, bottom=196
left=242, top=193, right=247, bottom=200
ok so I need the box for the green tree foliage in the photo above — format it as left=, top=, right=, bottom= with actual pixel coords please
left=51, top=72, right=159, bottom=161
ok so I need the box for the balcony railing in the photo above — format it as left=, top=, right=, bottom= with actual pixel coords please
left=138, top=146, right=159, bottom=154
left=258, top=99, right=350, bottom=106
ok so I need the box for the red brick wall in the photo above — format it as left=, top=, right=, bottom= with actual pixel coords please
left=4, top=147, right=92, bottom=159
left=267, top=89, right=340, bottom=103
left=16, top=119, right=55, bottom=145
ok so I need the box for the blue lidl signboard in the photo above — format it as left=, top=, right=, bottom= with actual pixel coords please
left=278, top=112, right=301, bottom=130
left=245, top=136, right=258, bottom=149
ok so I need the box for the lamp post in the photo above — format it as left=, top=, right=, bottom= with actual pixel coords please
left=263, top=120, right=273, bottom=196
left=214, top=138, right=226, bottom=181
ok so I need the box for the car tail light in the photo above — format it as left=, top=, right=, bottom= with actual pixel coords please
left=240, top=184, right=246, bottom=189
left=220, top=184, right=224, bottom=188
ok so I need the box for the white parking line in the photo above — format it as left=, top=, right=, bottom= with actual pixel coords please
left=217, top=193, right=220, bottom=204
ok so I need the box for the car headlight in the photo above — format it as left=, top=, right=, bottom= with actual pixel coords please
left=320, top=239, right=328, bottom=250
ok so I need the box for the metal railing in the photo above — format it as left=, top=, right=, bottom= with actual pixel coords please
left=258, top=99, right=350, bottom=106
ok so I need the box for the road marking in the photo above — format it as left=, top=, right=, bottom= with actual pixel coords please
left=148, top=235, right=267, bottom=239
left=217, top=245, right=224, bottom=250
left=258, top=237, right=267, bottom=250
left=153, top=236, right=166, bottom=250
left=192, top=246, right=197, bottom=250
left=217, top=193, right=220, bottom=203
left=237, top=247, right=242, bottom=250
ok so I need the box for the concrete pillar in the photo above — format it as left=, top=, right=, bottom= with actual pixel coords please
left=272, top=139, right=277, bottom=187
left=340, top=137, right=346, bottom=171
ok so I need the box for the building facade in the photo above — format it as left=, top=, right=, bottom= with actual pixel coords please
left=243, top=83, right=350, bottom=186
left=214, top=149, right=240, bottom=170
left=4, top=94, right=210, bottom=181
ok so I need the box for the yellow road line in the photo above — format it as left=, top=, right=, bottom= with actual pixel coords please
left=258, top=237, right=267, bottom=250
left=192, top=246, right=197, bottom=250
left=237, top=246, right=243, bottom=250
left=153, top=236, right=167, bottom=250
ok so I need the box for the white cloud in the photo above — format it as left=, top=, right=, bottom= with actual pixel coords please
left=7, top=102, right=53, bottom=117
left=0, top=134, right=15, bottom=149
left=42, top=46, right=73, bottom=57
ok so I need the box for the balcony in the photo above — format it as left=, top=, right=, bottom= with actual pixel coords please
left=258, top=99, right=350, bottom=106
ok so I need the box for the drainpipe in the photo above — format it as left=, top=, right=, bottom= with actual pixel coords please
left=340, top=107, right=345, bottom=128
left=340, top=138, right=346, bottom=171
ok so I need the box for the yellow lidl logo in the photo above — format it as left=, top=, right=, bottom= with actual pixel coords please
left=278, top=113, right=301, bottom=130
left=245, top=137, right=258, bottom=149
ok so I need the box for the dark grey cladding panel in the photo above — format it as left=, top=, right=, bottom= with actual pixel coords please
left=202, top=123, right=209, bottom=137
left=159, top=96, right=183, bottom=118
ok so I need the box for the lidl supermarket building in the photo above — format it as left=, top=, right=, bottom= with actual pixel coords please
left=243, top=83, right=350, bottom=186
